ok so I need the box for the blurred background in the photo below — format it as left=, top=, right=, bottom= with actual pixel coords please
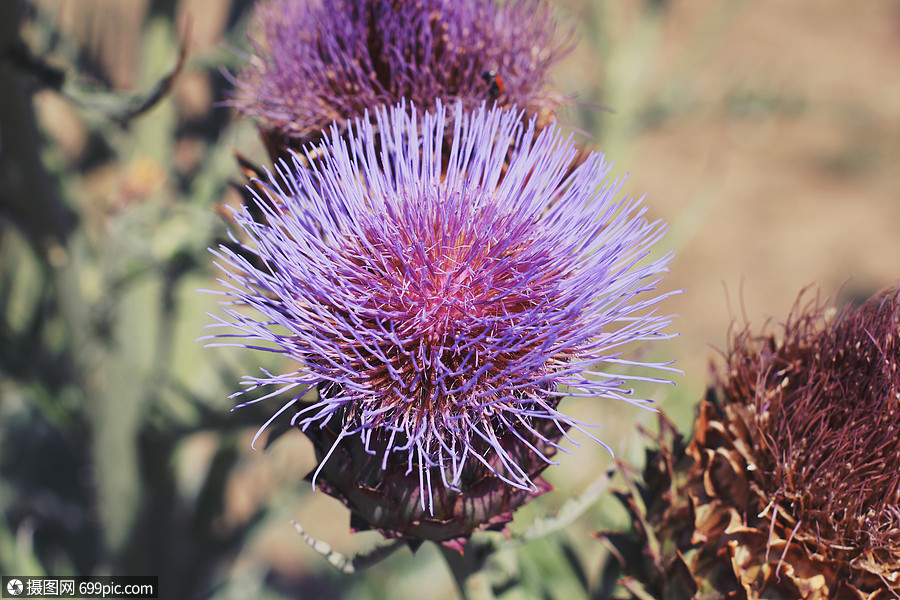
left=1, top=0, right=899, bottom=598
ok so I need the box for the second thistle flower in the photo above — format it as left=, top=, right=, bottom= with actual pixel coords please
left=231, top=0, right=571, bottom=154
left=209, top=101, right=678, bottom=547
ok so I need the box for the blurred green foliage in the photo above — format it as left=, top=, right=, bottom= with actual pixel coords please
left=0, top=0, right=296, bottom=596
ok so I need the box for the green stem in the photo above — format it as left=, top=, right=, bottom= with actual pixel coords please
left=439, top=543, right=480, bottom=600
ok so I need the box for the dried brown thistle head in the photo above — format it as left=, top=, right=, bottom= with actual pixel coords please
left=598, top=287, right=900, bottom=599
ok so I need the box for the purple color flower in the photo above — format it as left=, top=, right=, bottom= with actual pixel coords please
left=230, top=0, right=571, bottom=150
left=207, top=101, right=677, bottom=520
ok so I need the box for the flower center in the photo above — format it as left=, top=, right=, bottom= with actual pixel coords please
left=329, top=193, right=559, bottom=428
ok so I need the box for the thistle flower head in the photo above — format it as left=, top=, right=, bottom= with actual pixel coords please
left=723, top=289, right=900, bottom=553
left=230, top=0, right=572, bottom=152
left=208, top=101, right=677, bottom=547
left=600, top=287, right=900, bottom=598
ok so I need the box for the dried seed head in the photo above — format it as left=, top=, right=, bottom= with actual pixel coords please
left=722, top=289, right=900, bottom=557
left=599, top=287, right=900, bottom=598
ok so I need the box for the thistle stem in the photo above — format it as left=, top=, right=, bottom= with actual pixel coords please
left=439, top=543, right=488, bottom=600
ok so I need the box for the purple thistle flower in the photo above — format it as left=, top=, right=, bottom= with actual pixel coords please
left=230, top=0, right=571, bottom=152
left=206, top=101, right=678, bottom=547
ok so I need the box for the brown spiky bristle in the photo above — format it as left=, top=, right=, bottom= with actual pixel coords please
left=598, top=287, right=900, bottom=599
left=721, top=288, right=900, bottom=558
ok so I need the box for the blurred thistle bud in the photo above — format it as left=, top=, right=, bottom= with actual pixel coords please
left=206, top=101, right=678, bottom=550
left=599, top=287, right=900, bottom=598
left=229, top=0, right=572, bottom=159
